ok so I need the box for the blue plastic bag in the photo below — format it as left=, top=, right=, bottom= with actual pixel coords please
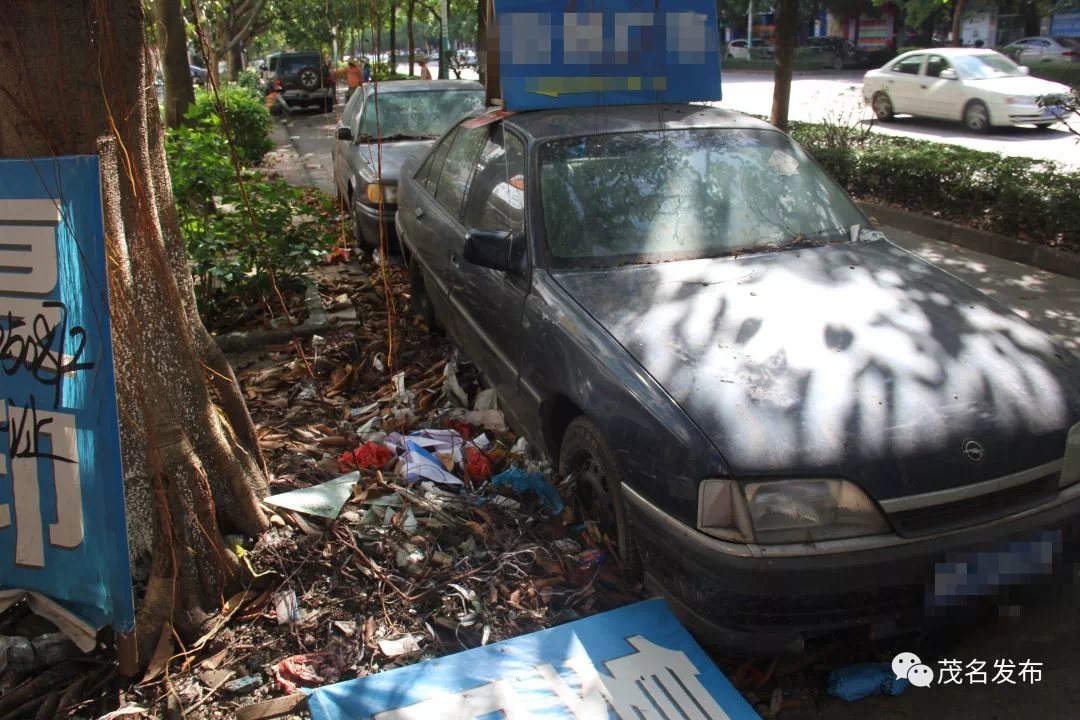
left=827, top=663, right=909, bottom=702
left=491, top=468, right=564, bottom=516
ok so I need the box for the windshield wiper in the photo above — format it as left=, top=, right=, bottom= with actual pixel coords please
left=380, top=132, right=438, bottom=141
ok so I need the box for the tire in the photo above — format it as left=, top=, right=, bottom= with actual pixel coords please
left=408, top=253, right=438, bottom=330
left=872, top=91, right=894, bottom=121
left=558, top=417, right=642, bottom=581
left=963, top=100, right=992, bottom=133
left=297, top=66, right=320, bottom=91
left=832, top=55, right=844, bottom=70
left=352, top=205, right=376, bottom=252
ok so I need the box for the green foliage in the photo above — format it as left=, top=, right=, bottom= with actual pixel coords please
left=1027, top=62, right=1080, bottom=87
left=791, top=122, right=1080, bottom=243
left=185, top=84, right=274, bottom=167
left=166, top=120, right=336, bottom=315
left=237, top=68, right=264, bottom=95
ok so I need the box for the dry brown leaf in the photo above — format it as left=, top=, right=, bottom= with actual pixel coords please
left=199, top=647, right=230, bottom=671
left=140, top=622, right=174, bottom=684
left=363, top=615, right=376, bottom=645
left=318, top=436, right=350, bottom=447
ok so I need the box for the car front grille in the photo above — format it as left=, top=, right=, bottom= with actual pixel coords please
left=887, top=472, right=1060, bottom=538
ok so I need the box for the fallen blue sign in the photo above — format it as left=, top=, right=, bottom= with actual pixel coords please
left=494, top=0, right=721, bottom=111
left=307, top=598, right=759, bottom=719
left=0, top=156, right=134, bottom=648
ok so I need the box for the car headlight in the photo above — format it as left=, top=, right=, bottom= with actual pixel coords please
left=366, top=183, right=397, bottom=204
left=1005, top=96, right=1035, bottom=105
left=699, top=478, right=888, bottom=544
left=1061, top=422, right=1080, bottom=488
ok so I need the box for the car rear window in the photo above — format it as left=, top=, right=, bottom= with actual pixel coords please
left=280, top=55, right=320, bottom=74
left=1055, top=37, right=1080, bottom=50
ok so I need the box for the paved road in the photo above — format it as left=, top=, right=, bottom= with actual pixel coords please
left=708, top=70, right=1080, bottom=166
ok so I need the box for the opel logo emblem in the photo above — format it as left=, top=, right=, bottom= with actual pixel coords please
left=962, top=439, right=985, bottom=464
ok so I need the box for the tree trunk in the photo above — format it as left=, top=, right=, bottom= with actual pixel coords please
left=1021, top=0, right=1041, bottom=38
left=408, top=0, right=415, bottom=76
left=227, top=41, right=243, bottom=81
left=770, top=0, right=797, bottom=132
left=951, top=0, right=966, bottom=47
left=153, top=0, right=196, bottom=129
left=0, top=0, right=269, bottom=670
left=390, top=2, right=397, bottom=74
left=476, top=0, right=486, bottom=89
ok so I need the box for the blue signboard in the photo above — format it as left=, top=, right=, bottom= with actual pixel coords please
left=495, top=0, right=722, bottom=111
left=1051, top=10, right=1080, bottom=37
left=308, top=599, right=759, bottom=719
left=0, top=156, right=134, bottom=640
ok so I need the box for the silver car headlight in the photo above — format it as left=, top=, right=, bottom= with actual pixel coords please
left=744, top=479, right=888, bottom=544
left=699, top=478, right=888, bottom=544
left=1061, top=422, right=1080, bottom=488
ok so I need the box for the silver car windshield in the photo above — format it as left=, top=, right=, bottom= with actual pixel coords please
left=359, top=90, right=484, bottom=139
left=952, top=53, right=1025, bottom=79
left=538, top=128, right=865, bottom=267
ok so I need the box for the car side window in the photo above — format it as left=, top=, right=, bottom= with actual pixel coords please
left=462, top=126, right=525, bottom=233
left=893, top=55, right=924, bottom=75
left=342, top=92, right=363, bottom=131
left=433, top=125, right=488, bottom=220
left=925, top=55, right=950, bottom=78
left=1033, top=39, right=1051, bottom=47
left=417, top=127, right=458, bottom=195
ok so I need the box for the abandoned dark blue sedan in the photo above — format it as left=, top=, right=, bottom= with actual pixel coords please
left=395, top=104, right=1080, bottom=653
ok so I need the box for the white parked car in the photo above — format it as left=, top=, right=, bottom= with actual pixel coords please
left=725, top=38, right=774, bottom=60
left=862, top=48, right=1073, bottom=132
left=1004, top=36, right=1080, bottom=64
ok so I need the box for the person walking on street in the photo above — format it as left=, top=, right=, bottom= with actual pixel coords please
left=333, top=60, right=363, bottom=101
left=419, top=62, right=432, bottom=80
left=363, top=58, right=372, bottom=83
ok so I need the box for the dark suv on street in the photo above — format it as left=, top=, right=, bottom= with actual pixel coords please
left=264, top=51, right=334, bottom=112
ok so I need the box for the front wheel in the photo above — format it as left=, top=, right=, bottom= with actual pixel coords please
left=963, top=100, right=992, bottom=133
left=407, top=253, right=438, bottom=330
left=559, top=417, right=642, bottom=581
left=872, top=91, right=894, bottom=121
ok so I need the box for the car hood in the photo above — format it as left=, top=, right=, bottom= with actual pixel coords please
left=970, top=75, right=1070, bottom=96
left=356, top=139, right=434, bottom=183
left=551, top=240, right=1080, bottom=501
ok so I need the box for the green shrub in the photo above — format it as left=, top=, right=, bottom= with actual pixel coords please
left=1027, top=61, right=1080, bottom=87
left=166, top=122, right=336, bottom=313
left=237, top=68, right=264, bottom=96
left=791, top=124, right=1080, bottom=243
left=184, top=84, right=273, bottom=167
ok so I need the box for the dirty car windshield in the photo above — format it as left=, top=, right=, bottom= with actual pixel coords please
left=538, top=128, right=865, bottom=267
left=951, top=53, right=1024, bottom=79
left=360, top=90, right=484, bottom=139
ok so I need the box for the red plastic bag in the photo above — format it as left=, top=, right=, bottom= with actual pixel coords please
left=465, top=446, right=492, bottom=482
left=338, top=442, right=393, bottom=472
left=441, top=418, right=474, bottom=440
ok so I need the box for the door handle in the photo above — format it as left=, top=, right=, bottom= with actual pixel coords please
left=415, top=207, right=424, bottom=219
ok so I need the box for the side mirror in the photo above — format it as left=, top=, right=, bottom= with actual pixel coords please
left=1019, top=65, right=1030, bottom=75
left=939, top=68, right=958, bottom=80
left=463, top=230, right=527, bottom=275
left=337, top=127, right=353, bottom=141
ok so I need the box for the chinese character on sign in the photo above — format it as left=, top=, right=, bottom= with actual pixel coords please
left=966, top=659, right=987, bottom=684
left=1019, top=660, right=1043, bottom=684
left=0, top=156, right=133, bottom=641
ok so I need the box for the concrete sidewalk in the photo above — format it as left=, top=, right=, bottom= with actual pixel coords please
left=885, top=225, right=1080, bottom=354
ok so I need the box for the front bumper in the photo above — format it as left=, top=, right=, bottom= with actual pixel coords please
left=353, top=200, right=398, bottom=247
left=1005, top=103, right=1068, bottom=125
left=623, top=482, right=1080, bottom=655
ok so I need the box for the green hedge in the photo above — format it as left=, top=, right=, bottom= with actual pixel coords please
left=1028, top=61, right=1080, bottom=87
left=791, top=122, right=1080, bottom=244
left=184, top=84, right=273, bottom=167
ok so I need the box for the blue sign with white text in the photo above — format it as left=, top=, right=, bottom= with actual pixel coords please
left=495, top=0, right=722, bottom=111
left=0, top=156, right=134, bottom=636
left=308, top=599, right=759, bottom=719
left=1051, top=11, right=1080, bottom=37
